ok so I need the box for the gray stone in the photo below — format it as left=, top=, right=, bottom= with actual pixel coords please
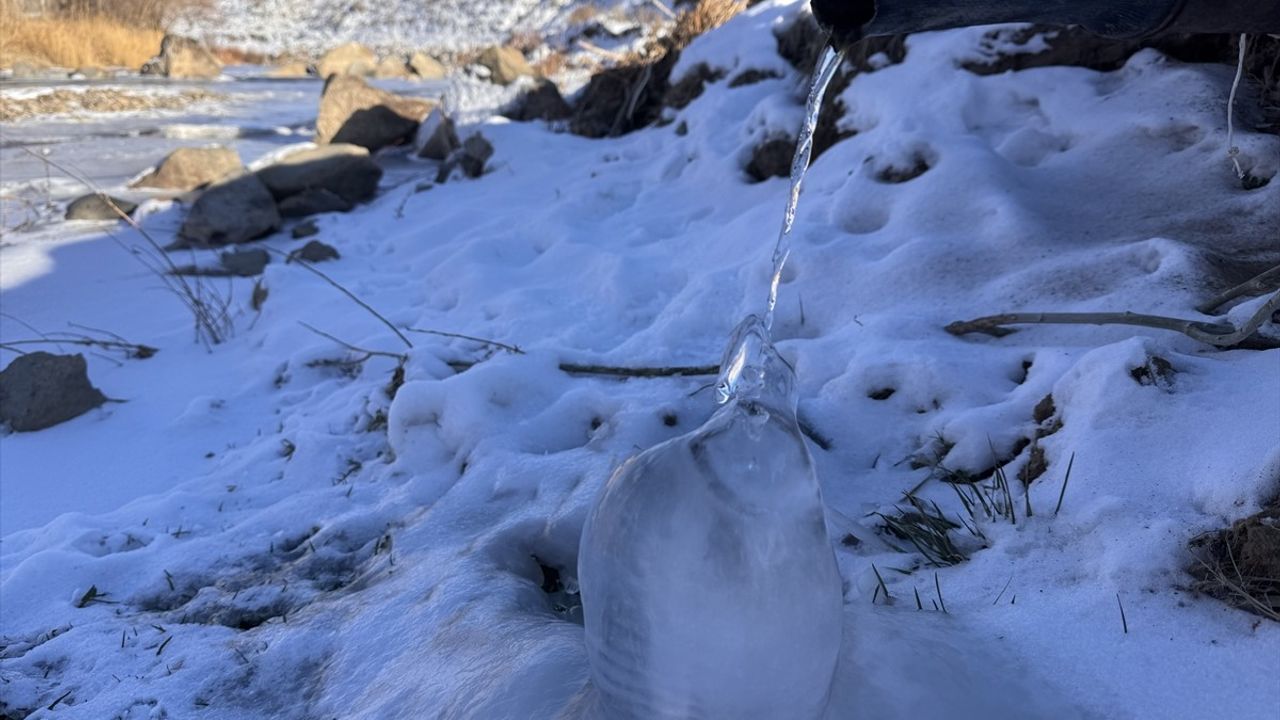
left=66, top=193, right=137, bottom=221
left=219, top=248, right=270, bottom=276
left=0, top=353, right=106, bottom=432
left=316, top=74, right=435, bottom=151
left=278, top=188, right=353, bottom=217
left=133, top=146, right=244, bottom=191
left=292, top=240, right=340, bottom=263
left=292, top=221, right=319, bottom=239
left=507, top=80, right=572, bottom=121
left=437, top=133, right=494, bottom=182
left=256, top=144, right=382, bottom=205
left=140, top=35, right=222, bottom=79
left=180, top=174, right=281, bottom=246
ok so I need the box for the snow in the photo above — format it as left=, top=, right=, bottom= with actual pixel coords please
left=2, top=1, right=1279, bottom=718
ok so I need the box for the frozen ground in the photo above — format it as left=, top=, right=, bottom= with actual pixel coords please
left=2, top=2, right=1279, bottom=718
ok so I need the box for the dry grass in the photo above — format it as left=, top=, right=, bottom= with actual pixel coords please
left=671, top=0, right=745, bottom=49
left=0, top=14, right=162, bottom=69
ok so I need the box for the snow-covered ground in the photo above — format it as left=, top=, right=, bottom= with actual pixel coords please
left=2, top=2, right=1278, bottom=718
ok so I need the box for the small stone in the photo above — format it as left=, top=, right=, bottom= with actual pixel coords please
left=415, top=109, right=460, bottom=160
left=0, top=353, right=106, bottom=432
left=66, top=193, right=136, bottom=221
left=292, top=240, right=340, bottom=263
left=292, top=220, right=320, bottom=239
left=277, top=187, right=353, bottom=218
left=219, top=248, right=270, bottom=277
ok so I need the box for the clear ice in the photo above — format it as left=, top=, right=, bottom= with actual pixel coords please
left=578, top=46, right=848, bottom=720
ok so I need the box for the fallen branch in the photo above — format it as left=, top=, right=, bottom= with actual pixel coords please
left=1197, top=264, right=1280, bottom=314
left=946, top=290, right=1280, bottom=349
left=298, top=322, right=408, bottom=363
left=404, top=327, right=523, bottom=354
left=268, top=249, right=413, bottom=350
left=1, top=337, right=157, bottom=359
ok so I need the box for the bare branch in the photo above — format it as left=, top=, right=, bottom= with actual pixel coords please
left=269, top=249, right=413, bottom=350
left=404, top=327, right=523, bottom=354
left=297, top=322, right=407, bottom=362
left=1197, top=264, right=1280, bottom=314
left=946, top=291, right=1280, bottom=349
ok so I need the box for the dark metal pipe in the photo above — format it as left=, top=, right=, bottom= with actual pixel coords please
left=811, top=0, right=1280, bottom=47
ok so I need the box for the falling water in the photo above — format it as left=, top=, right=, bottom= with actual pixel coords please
left=579, top=45, right=853, bottom=720
left=764, top=44, right=847, bottom=331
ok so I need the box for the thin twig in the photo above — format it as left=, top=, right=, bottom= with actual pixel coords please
left=297, top=322, right=407, bottom=362
left=0, top=337, right=157, bottom=358
left=946, top=294, right=1280, bottom=349
left=404, top=327, right=523, bottom=354
left=268, top=249, right=412, bottom=349
left=1054, top=452, right=1075, bottom=517
left=558, top=362, right=718, bottom=377
left=1197, top=264, right=1280, bottom=314
left=1116, top=592, right=1129, bottom=634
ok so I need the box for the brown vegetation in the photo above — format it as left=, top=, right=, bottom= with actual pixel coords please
left=0, top=13, right=163, bottom=69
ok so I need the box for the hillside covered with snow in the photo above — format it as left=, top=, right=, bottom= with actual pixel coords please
left=2, top=1, right=1279, bottom=718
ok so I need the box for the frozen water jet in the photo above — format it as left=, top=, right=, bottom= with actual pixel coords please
left=578, top=46, right=848, bottom=719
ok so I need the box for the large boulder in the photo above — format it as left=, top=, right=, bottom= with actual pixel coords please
left=132, top=146, right=244, bottom=191
left=374, top=56, right=411, bottom=79
left=278, top=188, right=353, bottom=218
left=409, top=52, right=447, bottom=80
left=65, top=193, right=137, bottom=221
left=477, top=46, right=534, bottom=85
left=0, top=353, right=106, bottom=432
left=415, top=109, right=460, bottom=161
left=256, top=143, right=383, bottom=205
left=316, top=75, right=435, bottom=151
left=317, top=42, right=376, bottom=79
left=506, top=79, right=572, bottom=122
left=179, top=173, right=281, bottom=246
left=140, top=35, right=222, bottom=80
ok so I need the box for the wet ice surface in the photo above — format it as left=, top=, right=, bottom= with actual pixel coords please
left=2, top=3, right=1280, bottom=719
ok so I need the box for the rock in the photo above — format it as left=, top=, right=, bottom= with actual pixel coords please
left=219, top=248, right=270, bottom=276
left=292, top=220, right=320, bottom=239
left=0, top=353, right=106, bottom=432
left=745, top=137, right=794, bottom=182
left=506, top=80, right=571, bottom=122
left=179, top=173, right=281, bottom=246
left=317, top=42, right=376, bottom=79
left=65, top=193, right=137, bottom=221
left=665, top=63, right=723, bottom=109
left=71, top=66, right=110, bottom=80
left=316, top=75, right=435, bottom=151
left=132, top=146, right=244, bottom=191
left=409, top=52, right=447, bottom=80
left=141, top=35, right=222, bottom=80
left=374, top=56, right=411, bottom=79
left=570, top=51, right=678, bottom=138
left=292, top=240, right=340, bottom=262
left=438, top=133, right=493, bottom=182
left=256, top=144, right=382, bottom=205
left=9, top=59, right=51, bottom=79
left=278, top=188, right=353, bottom=218
left=414, top=109, right=460, bottom=160
left=268, top=61, right=312, bottom=78
left=477, top=46, right=533, bottom=85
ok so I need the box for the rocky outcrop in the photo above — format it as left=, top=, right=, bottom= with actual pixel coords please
left=506, top=80, right=572, bottom=122
left=179, top=173, right=281, bottom=246
left=409, top=52, right=447, bottom=80
left=316, top=75, right=435, bottom=151
left=65, top=193, right=136, bottom=221
left=0, top=353, right=106, bottom=432
left=132, top=146, right=244, bottom=192
left=317, top=42, right=376, bottom=79
left=477, top=46, right=533, bottom=85
left=256, top=144, right=383, bottom=205
left=140, top=35, right=222, bottom=80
